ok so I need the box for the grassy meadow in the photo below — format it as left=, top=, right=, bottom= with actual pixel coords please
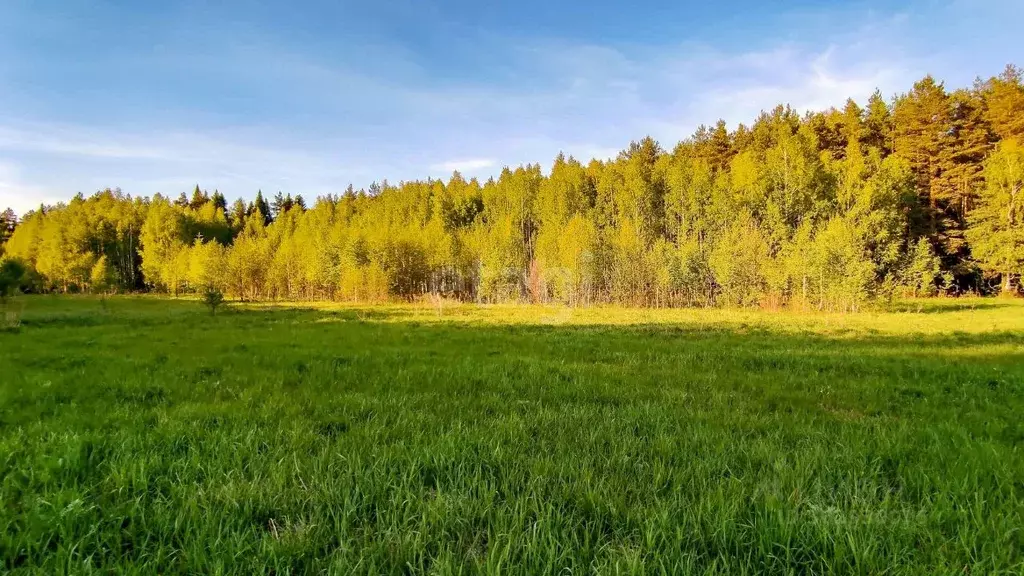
left=1, top=296, right=1024, bottom=574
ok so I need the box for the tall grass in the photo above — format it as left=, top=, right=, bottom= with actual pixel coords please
left=2, top=296, right=1023, bottom=574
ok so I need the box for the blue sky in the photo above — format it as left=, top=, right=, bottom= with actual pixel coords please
left=0, top=0, right=1021, bottom=214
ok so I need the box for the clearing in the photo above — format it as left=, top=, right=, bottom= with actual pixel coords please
left=1, top=297, right=1023, bottom=574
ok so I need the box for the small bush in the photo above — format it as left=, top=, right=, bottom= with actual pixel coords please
left=203, top=286, right=225, bottom=315
left=0, top=258, right=26, bottom=302
left=1, top=303, right=23, bottom=331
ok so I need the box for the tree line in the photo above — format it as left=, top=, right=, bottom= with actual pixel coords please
left=1, top=66, right=1022, bottom=309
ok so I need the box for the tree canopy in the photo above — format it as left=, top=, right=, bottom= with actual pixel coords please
left=3, top=66, right=1023, bottom=307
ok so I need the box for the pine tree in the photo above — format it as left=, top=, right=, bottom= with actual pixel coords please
left=252, top=190, right=272, bottom=225
left=891, top=75, right=979, bottom=281
left=211, top=190, right=228, bottom=212
left=864, top=90, right=892, bottom=154
left=967, top=139, right=1024, bottom=293
left=892, top=76, right=950, bottom=225
left=693, top=120, right=733, bottom=171
left=980, top=65, right=1024, bottom=141
left=189, top=185, right=208, bottom=210
left=272, top=191, right=286, bottom=219
left=0, top=208, right=16, bottom=248
left=229, top=198, right=248, bottom=237
left=933, top=88, right=993, bottom=273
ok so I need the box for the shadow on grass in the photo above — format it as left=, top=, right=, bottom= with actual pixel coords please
left=4, top=297, right=1024, bottom=474
left=4, top=297, right=1024, bottom=451
left=8, top=294, right=1024, bottom=353
left=9, top=296, right=1023, bottom=411
left=881, top=298, right=1018, bottom=314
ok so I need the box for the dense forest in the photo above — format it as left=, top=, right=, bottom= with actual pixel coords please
left=1, top=66, right=1023, bottom=309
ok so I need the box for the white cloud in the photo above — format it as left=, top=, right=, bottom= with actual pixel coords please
left=0, top=161, right=63, bottom=215
left=0, top=6, right=989, bottom=210
left=0, top=122, right=379, bottom=205
left=429, top=159, right=496, bottom=173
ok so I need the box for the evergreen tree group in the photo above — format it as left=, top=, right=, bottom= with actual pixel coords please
left=2, top=66, right=1023, bottom=308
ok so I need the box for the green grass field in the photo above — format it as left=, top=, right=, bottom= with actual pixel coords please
left=2, top=296, right=1024, bottom=574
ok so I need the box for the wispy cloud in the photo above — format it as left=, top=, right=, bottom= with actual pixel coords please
left=429, top=159, right=496, bottom=173
left=0, top=3, right=1009, bottom=215
left=0, top=161, right=63, bottom=214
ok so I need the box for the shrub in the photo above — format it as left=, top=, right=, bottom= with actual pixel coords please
left=203, top=286, right=225, bottom=315
left=0, top=258, right=26, bottom=302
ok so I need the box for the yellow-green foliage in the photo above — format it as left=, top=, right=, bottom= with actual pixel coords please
left=4, top=67, right=1024, bottom=303
left=967, top=138, right=1024, bottom=292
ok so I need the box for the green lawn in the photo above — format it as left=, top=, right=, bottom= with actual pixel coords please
left=2, top=296, right=1023, bottom=574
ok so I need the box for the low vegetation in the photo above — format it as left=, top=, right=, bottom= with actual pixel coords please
left=202, top=286, right=225, bottom=315
left=2, top=296, right=1023, bottom=573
